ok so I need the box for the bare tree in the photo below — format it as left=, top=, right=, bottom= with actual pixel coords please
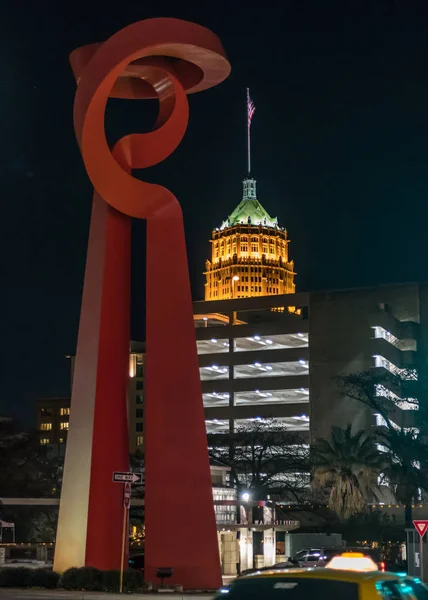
left=208, top=419, right=310, bottom=502
left=337, top=369, right=418, bottom=434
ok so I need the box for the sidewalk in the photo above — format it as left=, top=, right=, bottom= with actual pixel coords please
left=0, top=591, right=213, bottom=599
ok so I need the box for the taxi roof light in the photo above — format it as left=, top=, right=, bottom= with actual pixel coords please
left=326, top=552, right=378, bottom=572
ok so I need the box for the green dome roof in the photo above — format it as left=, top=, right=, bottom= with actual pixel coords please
left=220, top=178, right=278, bottom=230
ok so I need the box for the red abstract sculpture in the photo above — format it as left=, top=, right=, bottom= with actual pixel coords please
left=54, top=18, right=230, bottom=590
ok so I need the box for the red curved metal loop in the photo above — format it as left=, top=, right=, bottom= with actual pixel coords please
left=71, top=17, right=230, bottom=219
left=55, top=18, right=231, bottom=590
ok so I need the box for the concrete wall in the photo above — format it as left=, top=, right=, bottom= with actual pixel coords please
left=309, top=283, right=421, bottom=441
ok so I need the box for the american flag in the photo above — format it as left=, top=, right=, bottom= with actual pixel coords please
left=247, top=89, right=255, bottom=127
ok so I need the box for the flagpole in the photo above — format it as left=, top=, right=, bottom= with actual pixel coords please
left=247, top=87, right=251, bottom=174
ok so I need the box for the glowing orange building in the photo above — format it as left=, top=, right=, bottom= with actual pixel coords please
left=205, top=177, right=295, bottom=300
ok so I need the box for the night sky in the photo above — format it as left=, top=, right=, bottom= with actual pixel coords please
left=2, top=0, right=428, bottom=425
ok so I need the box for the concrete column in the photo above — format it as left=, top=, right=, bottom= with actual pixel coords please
left=221, top=532, right=238, bottom=576
left=239, top=528, right=253, bottom=571
left=263, top=528, right=275, bottom=567
left=36, top=545, right=48, bottom=563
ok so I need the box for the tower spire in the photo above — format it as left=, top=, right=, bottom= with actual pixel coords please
left=247, top=88, right=255, bottom=174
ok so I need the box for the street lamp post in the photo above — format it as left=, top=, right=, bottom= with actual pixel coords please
left=231, top=275, right=240, bottom=298
left=231, top=275, right=239, bottom=326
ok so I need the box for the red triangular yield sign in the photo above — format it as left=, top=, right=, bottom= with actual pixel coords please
left=414, top=520, right=428, bottom=537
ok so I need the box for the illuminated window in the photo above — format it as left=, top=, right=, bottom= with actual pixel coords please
left=40, top=422, right=52, bottom=431
left=251, top=243, right=258, bottom=252
left=60, top=422, right=69, bottom=430
left=241, top=243, right=248, bottom=252
left=136, top=436, right=143, bottom=446
left=40, top=438, right=50, bottom=445
left=60, top=408, right=70, bottom=416
left=59, top=438, right=64, bottom=444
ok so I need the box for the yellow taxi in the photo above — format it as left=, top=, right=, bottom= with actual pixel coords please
left=215, top=553, right=427, bottom=600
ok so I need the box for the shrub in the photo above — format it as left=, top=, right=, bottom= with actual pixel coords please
left=59, top=567, right=79, bottom=590
left=0, top=567, right=33, bottom=587
left=102, top=569, right=145, bottom=593
left=103, top=569, right=120, bottom=592
left=60, top=566, right=103, bottom=591
left=29, top=569, right=59, bottom=589
left=123, top=569, right=145, bottom=593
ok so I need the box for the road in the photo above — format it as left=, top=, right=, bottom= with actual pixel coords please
left=0, top=592, right=212, bottom=599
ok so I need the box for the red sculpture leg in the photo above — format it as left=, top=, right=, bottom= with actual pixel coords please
left=54, top=194, right=130, bottom=572
left=85, top=197, right=131, bottom=569
left=145, top=204, right=221, bottom=589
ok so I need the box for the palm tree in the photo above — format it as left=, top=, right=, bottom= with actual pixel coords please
left=312, top=425, right=386, bottom=520
left=379, top=428, right=428, bottom=527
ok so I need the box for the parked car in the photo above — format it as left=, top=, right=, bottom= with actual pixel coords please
left=290, top=546, right=406, bottom=574
left=291, top=547, right=344, bottom=567
left=239, top=561, right=296, bottom=576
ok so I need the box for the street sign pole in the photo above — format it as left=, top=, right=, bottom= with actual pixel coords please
left=413, top=520, right=428, bottom=581
left=119, top=482, right=131, bottom=593
left=113, top=472, right=138, bottom=593
left=119, top=504, right=128, bottom=593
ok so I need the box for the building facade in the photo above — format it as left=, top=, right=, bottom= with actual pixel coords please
left=194, top=293, right=310, bottom=437
left=37, top=283, right=427, bottom=448
left=309, top=283, right=424, bottom=440
left=36, top=397, right=70, bottom=449
left=195, top=283, right=426, bottom=442
left=204, top=178, right=295, bottom=301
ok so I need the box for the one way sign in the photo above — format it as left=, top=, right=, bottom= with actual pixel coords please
left=414, top=520, right=428, bottom=538
left=112, top=471, right=143, bottom=484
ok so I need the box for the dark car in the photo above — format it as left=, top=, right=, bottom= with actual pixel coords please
left=128, top=553, right=144, bottom=572
left=291, top=547, right=343, bottom=567
left=239, top=561, right=296, bottom=577
left=291, top=546, right=406, bottom=574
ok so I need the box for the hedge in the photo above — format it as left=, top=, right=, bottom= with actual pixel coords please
left=102, top=569, right=145, bottom=593
left=60, top=566, right=104, bottom=591
left=0, top=565, right=144, bottom=592
left=0, top=568, right=59, bottom=588
left=30, top=569, right=60, bottom=589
